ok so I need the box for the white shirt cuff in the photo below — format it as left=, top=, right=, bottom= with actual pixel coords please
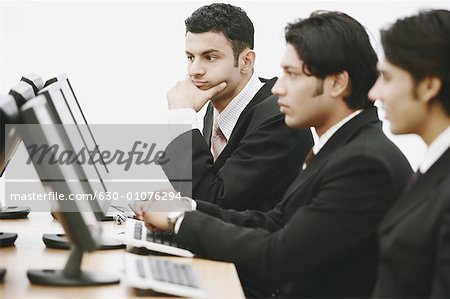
left=168, top=109, right=198, bottom=128
left=174, top=214, right=185, bottom=234
left=167, top=109, right=198, bottom=140
left=173, top=199, right=197, bottom=234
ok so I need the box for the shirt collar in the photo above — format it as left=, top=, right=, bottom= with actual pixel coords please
left=313, top=109, right=363, bottom=155
left=213, top=74, right=263, bottom=141
left=419, top=125, right=450, bottom=173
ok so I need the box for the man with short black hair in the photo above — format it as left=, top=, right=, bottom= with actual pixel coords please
left=162, top=3, right=312, bottom=211
left=369, top=9, right=450, bottom=298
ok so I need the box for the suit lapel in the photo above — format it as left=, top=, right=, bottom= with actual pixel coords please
left=202, top=77, right=277, bottom=155
left=379, top=148, right=450, bottom=233
left=210, top=77, right=278, bottom=167
left=281, top=107, right=381, bottom=201
left=280, top=157, right=326, bottom=201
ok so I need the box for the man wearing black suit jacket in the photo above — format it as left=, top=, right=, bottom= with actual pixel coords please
left=369, top=10, right=450, bottom=298
left=161, top=3, right=313, bottom=211
left=139, top=11, right=412, bottom=298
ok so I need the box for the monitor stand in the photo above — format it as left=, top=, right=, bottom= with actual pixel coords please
left=0, top=268, right=5, bottom=283
left=42, top=233, right=125, bottom=250
left=27, top=246, right=120, bottom=286
left=101, top=205, right=135, bottom=221
left=0, top=206, right=30, bottom=219
left=0, top=232, right=17, bottom=247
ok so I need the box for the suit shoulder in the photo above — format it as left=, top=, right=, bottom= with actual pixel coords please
left=332, top=124, right=406, bottom=162
left=250, top=94, right=282, bottom=122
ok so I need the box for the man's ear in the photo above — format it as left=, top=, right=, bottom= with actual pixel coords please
left=329, top=71, right=350, bottom=98
left=417, top=76, right=442, bottom=103
left=240, top=49, right=255, bottom=74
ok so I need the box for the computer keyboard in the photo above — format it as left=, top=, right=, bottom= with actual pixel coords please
left=125, top=253, right=205, bottom=298
left=123, top=218, right=194, bottom=258
left=133, top=220, right=177, bottom=245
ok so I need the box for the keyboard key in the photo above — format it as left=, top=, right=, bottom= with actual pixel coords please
left=136, top=259, right=146, bottom=278
left=147, top=231, right=176, bottom=246
left=181, top=264, right=200, bottom=288
left=134, top=221, right=143, bottom=240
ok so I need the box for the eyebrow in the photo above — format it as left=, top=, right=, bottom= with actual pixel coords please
left=281, top=65, right=301, bottom=72
left=185, top=49, right=222, bottom=56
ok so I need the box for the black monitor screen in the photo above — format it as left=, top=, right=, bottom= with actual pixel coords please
left=39, top=77, right=110, bottom=217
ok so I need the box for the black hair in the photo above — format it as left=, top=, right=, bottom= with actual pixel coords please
left=285, top=11, right=379, bottom=110
left=185, top=3, right=254, bottom=66
left=381, top=9, right=450, bottom=115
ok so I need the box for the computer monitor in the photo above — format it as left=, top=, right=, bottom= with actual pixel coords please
left=19, top=94, right=120, bottom=286
left=40, top=76, right=111, bottom=219
left=0, top=84, right=30, bottom=279
left=22, top=82, right=123, bottom=250
left=1, top=75, right=43, bottom=219
left=0, top=76, right=41, bottom=246
left=0, top=93, right=20, bottom=177
left=1, top=74, right=43, bottom=176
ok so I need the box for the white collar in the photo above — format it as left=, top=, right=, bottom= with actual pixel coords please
left=419, top=125, right=450, bottom=173
left=313, top=109, right=363, bottom=155
left=213, top=74, right=263, bottom=140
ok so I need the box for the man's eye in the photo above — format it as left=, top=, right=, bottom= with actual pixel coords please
left=286, top=71, right=297, bottom=78
left=206, top=55, right=217, bottom=61
left=187, top=56, right=194, bottom=61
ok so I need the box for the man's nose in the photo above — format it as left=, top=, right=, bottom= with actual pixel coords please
left=188, top=59, right=206, bottom=77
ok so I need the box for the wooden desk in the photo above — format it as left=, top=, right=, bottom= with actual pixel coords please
left=0, top=212, right=245, bottom=298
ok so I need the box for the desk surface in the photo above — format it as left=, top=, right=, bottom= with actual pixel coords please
left=0, top=212, right=244, bottom=299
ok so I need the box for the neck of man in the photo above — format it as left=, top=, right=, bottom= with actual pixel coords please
left=211, top=72, right=253, bottom=113
left=315, top=100, right=357, bottom=137
left=418, top=104, right=450, bottom=145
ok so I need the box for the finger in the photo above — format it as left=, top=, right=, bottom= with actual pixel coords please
left=203, top=82, right=227, bottom=99
left=142, top=212, right=153, bottom=229
left=133, top=205, right=143, bottom=217
left=133, top=202, right=150, bottom=217
left=145, top=222, right=157, bottom=231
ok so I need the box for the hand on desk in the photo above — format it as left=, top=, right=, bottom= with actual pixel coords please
left=167, top=76, right=226, bottom=112
left=134, top=193, right=195, bottom=232
left=138, top=211, right=171, bottom=231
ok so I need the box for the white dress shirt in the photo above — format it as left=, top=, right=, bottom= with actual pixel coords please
left=418, top=125, right=450, bottom=174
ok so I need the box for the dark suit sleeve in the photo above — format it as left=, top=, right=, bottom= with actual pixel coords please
left=195, top=199, right=284, bottom=232
left=175, top=153, right=394, bottom=288
left=431, top=202, right=450, bottom=297
left=162, top=113, right=311, bottom=210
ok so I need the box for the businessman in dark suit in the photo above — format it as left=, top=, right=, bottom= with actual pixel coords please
left=369, top=9, right=450, bottom=298
left=139, top=11, right=412, bottom=298
left=161, top=3, right=313, bottom=211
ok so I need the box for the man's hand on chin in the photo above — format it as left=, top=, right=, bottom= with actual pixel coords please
left=167, top=76, right=226, bottom=112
